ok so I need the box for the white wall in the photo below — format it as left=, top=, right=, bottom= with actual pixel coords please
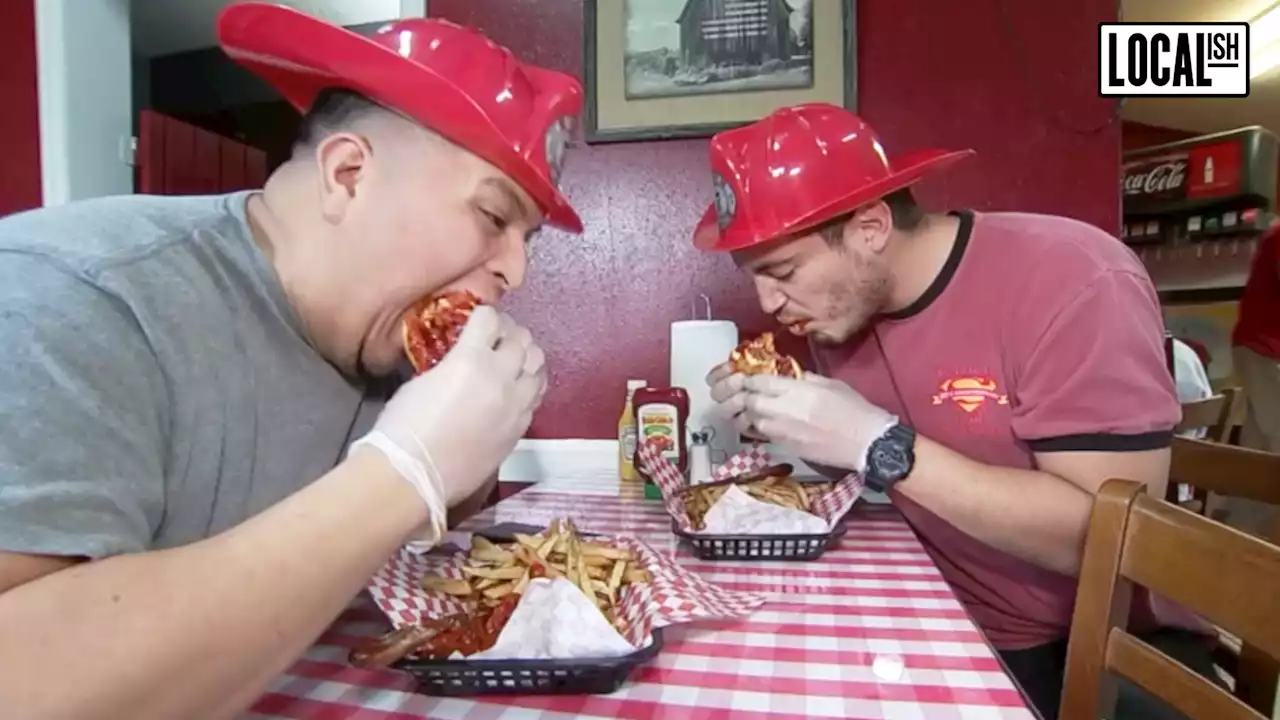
left=299, top=0, right=422, bottom=26
left=131, top=0, right=428, bottom=57
left=35, top=0, right=134, bottom=207
left=35, top=0, right=427, bottom=207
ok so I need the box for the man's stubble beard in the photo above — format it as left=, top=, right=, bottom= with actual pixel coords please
left=812, top=257, right=891, bottom=346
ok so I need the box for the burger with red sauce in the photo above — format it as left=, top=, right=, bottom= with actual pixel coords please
left=401, top=290, right=483, bottom=374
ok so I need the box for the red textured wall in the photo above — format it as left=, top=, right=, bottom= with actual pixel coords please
left=1122, top=120, right=1195, bottom=151
left=0, top=0, right=41, bottom=215
left=431, top=0, right=1122, bottom=439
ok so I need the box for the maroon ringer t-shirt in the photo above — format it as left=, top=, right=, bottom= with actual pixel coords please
left=1233, top=223, right=1280, bottom=360
left=813, top=210, right=1181, bottom=650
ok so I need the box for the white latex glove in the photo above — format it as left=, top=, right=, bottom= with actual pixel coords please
left=709, top=370, right=896, bottom=473
left=348, top=305, right=546, bottom=545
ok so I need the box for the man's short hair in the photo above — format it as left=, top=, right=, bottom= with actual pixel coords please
left=882, top=188, right=926, bottom=233
left=290, top=88, right=387, bottom=157
left=816, top=188, right=926, bottom=245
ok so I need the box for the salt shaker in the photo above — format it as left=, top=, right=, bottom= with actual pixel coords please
left=689, top=429, right=713, bottom=485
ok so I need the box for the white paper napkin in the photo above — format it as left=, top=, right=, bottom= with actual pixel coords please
left=700, top=484, right=830, bottom=535
left=463, top=577, right=638, bottom=660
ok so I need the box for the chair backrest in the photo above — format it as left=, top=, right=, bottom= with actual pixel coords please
left=1168, top=437, right=1280, bottom=714
left=1175, top=389, right=1241, bottom=444
left=1170, top=437, right=1280, bottom=507
left=1061, top=479, right=1280, bottom=720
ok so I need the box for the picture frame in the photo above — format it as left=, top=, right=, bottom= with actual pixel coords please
left=1163, top=300, right=1243, bottom=388
left=583, top=0, right=856, bottom=143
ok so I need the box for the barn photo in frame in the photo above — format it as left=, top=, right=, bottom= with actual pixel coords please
left=584, top=0, right=855, bottom=143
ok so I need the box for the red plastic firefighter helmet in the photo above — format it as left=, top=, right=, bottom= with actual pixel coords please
left=693, top=103, right=974, bottom=252
left=217, top=2, right=584, bottom=233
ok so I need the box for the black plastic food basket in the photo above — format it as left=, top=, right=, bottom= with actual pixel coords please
left=392, top=521, right=662, bottom=696
left=673, top=520, right=847, bottom=561
left=393, top=629, right=663, bottom=696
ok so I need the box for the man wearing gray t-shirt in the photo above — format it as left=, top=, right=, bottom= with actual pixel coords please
left=0, top=7, right=584, bottom=719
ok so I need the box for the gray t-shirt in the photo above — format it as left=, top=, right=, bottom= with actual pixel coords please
left=0, top=192, right=382, bottom=558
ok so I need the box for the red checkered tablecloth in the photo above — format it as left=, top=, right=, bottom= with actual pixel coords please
left=245, top=478, right=1035, bottom=719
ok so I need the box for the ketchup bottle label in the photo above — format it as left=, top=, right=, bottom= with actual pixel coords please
left=636, top=403, right=680, bottom=465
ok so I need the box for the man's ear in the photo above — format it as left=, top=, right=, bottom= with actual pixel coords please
left=846, top=201, right=893, bottom=254
left=313, top=131, right=373, bottom=224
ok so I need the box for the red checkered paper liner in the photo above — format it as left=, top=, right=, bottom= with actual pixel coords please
left=364, top=533, right=765, bottom=656
left=710, top=443, right=771, bottom=481
left=637, top=437, right=865, bottom=532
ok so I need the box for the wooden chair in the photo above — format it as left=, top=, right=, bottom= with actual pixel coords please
left=1162, top=328, right=1241, bottom=445
left=1060, top=479, right=1280, bottom=720
left=1167, top=388, right=1243, bottom=510
left=1171, top=437, right=1280, bottom=519
left=1174, top=389, right=1240, bottom=444
left=1168, top=437, right=1280, bottom=714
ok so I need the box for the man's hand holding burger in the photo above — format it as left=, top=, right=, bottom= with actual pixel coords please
left=351, top=305, right=546, bottom=544
left=707, top=362, right=896, bottom=474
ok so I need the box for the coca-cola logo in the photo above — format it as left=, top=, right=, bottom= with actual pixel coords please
left=1123, top=159, right=1187, bottom=196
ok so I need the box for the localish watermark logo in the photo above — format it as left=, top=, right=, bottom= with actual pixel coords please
left=1099, top=23, right=1249, bottom=97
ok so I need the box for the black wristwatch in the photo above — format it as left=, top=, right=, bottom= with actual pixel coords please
left=863, top=423, right=917, bottom=493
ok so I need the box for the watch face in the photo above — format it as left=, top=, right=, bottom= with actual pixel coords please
left=870, top=439, right=911, bottom=480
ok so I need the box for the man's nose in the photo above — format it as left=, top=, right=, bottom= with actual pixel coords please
left=488, top=232, right=529, bottom=292
left=753, top=275, right=786, bottom=316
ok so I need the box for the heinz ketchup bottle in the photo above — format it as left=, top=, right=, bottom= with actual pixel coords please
left=633, top=386, right=690, bottom=481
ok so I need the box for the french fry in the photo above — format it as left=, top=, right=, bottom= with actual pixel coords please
left=580, top=542, right=630, bottom=560
left=421, top=575, right=474, bottom=596
left=607, top=556, right=626, bottom=594
left=512, top=533, right=542, bottom=553
left=461, top=564, right=525, bottom=581
left=482, top=581, right=516, bottom=599
left=624, top=567, right=651, bottom=584
left=790, top=484, right=808, bottom=508
left=589, top=578, right=612, bottom=599
left=470, top=547, right=514, bottom=564
left=511, top=544, right=541, bottom=569
left=574, top=545, right=594, bottom=600
left=469, top=535, right=514, bottom=562
left=563, top=538, right=580, bottom=588
left=536, top=532, right=558, bottom=559
left=513, top=567, right=532, bottom=595
left=770, top=488, right=803, bottom=510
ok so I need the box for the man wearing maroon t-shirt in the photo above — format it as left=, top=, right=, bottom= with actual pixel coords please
left=697, top=104, right=1216, bottom=720
left=1225, top=223, right=1280, bottom=533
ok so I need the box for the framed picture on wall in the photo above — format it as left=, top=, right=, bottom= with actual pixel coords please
left=583, top=0, right=856, bottom=143
left=1163, top=301, right=1242, bottom=388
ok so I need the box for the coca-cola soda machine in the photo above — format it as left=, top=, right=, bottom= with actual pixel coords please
left=1122, top=125, right=1278, bottom=298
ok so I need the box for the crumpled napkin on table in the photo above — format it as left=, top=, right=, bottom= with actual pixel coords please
left=459, top=577, right=639, bottom=660
left=701, top=484, right=831, bottom=535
